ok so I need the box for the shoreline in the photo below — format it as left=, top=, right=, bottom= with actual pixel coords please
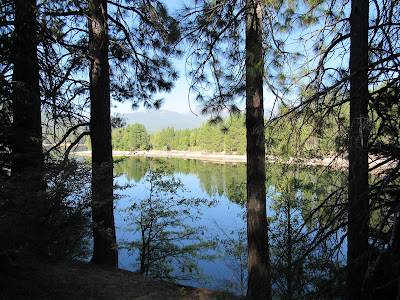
left=73, top=150, right=351, bottom=169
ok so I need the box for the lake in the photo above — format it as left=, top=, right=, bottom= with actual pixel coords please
left=113, top=156, right=347, bottom=297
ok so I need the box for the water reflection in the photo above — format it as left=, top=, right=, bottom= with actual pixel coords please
left=114, top=157, right=347, bottom=297
left=114, top=157, right=247, bottom=204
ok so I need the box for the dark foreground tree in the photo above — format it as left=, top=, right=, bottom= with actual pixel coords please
left=11, top=0, right=42, bottom=176
left=9, top=0, right=48, bottom=256
left=245, top=0, right=270, bottom=299
left=39, top=0, right=180, bottom=266
left=88, top=0, right=118, bottom=266
left=180, top=0, right=272, bottom=297
left=347, top=0, right=370, bottom=297
left=264, top=0, right=400, bottom=297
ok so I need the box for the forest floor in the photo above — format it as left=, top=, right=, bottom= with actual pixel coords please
left=1, top=255, right=241, bottom=299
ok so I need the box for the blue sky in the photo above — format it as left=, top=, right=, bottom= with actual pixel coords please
left=111, top=0, right=277, bottom=116
left=111, top=62, right=195, bottom=114
left=111, top=51, right=277, bottom=116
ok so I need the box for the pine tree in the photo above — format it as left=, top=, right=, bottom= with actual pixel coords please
left=181, top=1, right=271, bottom=297
left=89, top=0, right=117, bottom=266
left=8, top=0, right=46, bottom=257
left=347, top=0, right=369, bottom=297
left=245, top=1, right=270, bottom=298
left=11, top=0, right=42, bottom=175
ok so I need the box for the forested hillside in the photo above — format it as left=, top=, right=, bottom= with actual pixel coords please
left=111, top=107, right=345, bottom=158
left=2, top=0, right=400, bottom=299
left=120, top=110, right=208, bottom=133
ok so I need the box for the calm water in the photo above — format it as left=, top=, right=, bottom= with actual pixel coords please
left=113, top=156, right=347, bottom=295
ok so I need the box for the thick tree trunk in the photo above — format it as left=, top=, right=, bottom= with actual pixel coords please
left=245, top=1, right=271, bottom=299
left=11, top=0, right=48, bottom=256
left=347, top=0, right=370, bottom=298
left=11, top=0, right=42, bottom=175
left=89, top=0, right=118, bottom=266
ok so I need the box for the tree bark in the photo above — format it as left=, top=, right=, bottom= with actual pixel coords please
left=245, top=1, right=271, bottom=299
left=89, top=0, right=118, bottom=266
left=11, top=0, right=42, bottom=175
left=10, top=0, right=48, bottom=257
left=347, top=0, right=370, bottom=298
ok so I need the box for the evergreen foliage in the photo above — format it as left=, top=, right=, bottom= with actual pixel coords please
left=112, top=123, right=150, bottom=151
left=1, top=0, right=400, bottom=297
left=112, top=109, right=345, bottom=158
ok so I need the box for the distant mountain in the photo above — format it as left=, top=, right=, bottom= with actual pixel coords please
left=118, top=110, right=209, bottom=133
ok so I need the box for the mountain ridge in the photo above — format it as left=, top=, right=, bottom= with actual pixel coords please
left=118, top=109, right=209, bottom=133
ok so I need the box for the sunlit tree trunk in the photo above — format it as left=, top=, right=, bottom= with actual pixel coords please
left=347, top=0, right=370, bottom=298
left=245, top=1, right=271, bottom=299
left=89, top=0, right=118, bottom=266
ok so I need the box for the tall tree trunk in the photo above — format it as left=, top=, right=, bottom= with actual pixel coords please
left=11, top=0, right=47, bottom=256
left=347, top=0, right=370, bottom=298
left=11, top=0, right=42, bottom=175
left=89, top=0, right=118, bottom=266
left=245, top=1, right=271, bottom=299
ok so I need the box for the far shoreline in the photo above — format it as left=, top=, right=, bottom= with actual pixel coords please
left=73, top=149, right=351, bottom=169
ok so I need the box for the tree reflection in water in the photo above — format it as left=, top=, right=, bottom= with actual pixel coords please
left=115, top=157, right=347, bottom=297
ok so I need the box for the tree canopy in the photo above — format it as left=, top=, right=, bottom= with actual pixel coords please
left=1, top=0, right=400, bottom=298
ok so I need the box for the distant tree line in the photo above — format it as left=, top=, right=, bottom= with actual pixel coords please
left=112, top=123, right=151, bottom=151
left=150, top=113, right=246, bottom=153
left=111, top=108, right=344, bottom=158
left=2, top=0, right=399, bottom=298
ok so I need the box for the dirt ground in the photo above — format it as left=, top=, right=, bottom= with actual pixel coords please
left=0, top=257, right=242, bottom=299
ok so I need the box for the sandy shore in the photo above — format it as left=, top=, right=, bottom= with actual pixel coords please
left=73, top=149, right=354, bottom=169
left=75, top=150, right=397, bottom=175
left=74, top=150, right=247, bottom=163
